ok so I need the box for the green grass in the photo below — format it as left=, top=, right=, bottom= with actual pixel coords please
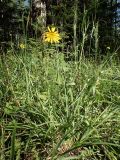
left=0, top=49, right=120, bottom=160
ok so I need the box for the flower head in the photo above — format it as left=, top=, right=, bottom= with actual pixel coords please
left=43, top=26, right=61, bottom=43
left=20, top=43, right=25, bottom=49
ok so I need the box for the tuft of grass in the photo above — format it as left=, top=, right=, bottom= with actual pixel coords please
left=0, top=49, right=120, bottom=159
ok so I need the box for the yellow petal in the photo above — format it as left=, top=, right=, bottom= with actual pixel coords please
left=50, top=38, right=53, bottom=43
left=48, top=26, right=51, bottom=32
left=44, top=37, right=50, bottom=42
left=51, top=27, right=56, bottom=32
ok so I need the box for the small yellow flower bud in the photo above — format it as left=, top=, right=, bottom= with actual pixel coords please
left=20, top=43, right=25, bottom=49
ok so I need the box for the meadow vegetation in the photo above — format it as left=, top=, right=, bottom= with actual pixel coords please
left=0, top=46, right=120, bottom=159
left=0, top=0, right=120, bottom=159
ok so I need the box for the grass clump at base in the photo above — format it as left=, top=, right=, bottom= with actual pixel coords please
left=0, top=50, right=120, bottom=160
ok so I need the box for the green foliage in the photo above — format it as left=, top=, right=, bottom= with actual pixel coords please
left=0, top=47, right=120, bottom=159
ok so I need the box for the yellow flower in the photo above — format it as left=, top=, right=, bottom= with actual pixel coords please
left=43, top=26, right=61, bottom=43
left=20, top=43, right=25, bottom=49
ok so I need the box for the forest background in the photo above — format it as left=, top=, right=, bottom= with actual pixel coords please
left=0, top=0, right=120, bottom=56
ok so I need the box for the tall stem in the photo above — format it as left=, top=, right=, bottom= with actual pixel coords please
left=73, top=0, right=78, bottom=60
